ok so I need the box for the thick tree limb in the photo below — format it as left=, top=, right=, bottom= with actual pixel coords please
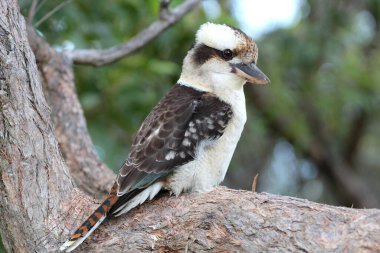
left=66, top=0, right=201, bottom=66
left=27, top=26, right=115, bottom=198
left=61, top=188, right=380, bottom=252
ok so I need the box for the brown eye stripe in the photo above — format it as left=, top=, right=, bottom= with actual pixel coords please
left=193, top=44, right=237, bottom=65
left=193, top=44, right=218, bottom=65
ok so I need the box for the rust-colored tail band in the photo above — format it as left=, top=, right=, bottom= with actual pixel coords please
left=68, top=191, right=118, bottom=241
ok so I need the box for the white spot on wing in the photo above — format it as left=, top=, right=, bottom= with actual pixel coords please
left=206, top=117, right=213, bottom=124
left=182, top=138, right=191, bottom=146
left=165, top=151, right=176, bottom=160
left=217, top=120, right=225, bottom=126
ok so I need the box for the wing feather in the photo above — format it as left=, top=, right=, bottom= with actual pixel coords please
left=111, top=84, right=232, bottom=214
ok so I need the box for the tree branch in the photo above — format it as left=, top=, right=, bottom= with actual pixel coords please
left=27, top=0, right=38, bottom=24
left=66, top=0, right=201, bottom=66
left=27, top=26, right=115, bottom=198
left=34, top=0, right=72, bottom=28
left=61, top=188, right=380, bottom=252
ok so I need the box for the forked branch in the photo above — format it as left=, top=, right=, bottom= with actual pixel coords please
left=66, top=0, right=201, bottom=66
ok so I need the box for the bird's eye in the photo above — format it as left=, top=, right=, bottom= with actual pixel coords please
left=222, top=49, right=234, bottom=60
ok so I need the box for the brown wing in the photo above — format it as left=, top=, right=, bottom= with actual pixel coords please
left=110, top=84, right=232, bottom=214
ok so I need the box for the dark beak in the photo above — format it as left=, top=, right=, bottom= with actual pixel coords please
left=230, top=63, right=270, bottom=85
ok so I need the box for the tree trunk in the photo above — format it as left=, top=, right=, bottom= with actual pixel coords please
left=0, top=0, right=73, bottom=251
left=0, top=1, right=379, bottom=252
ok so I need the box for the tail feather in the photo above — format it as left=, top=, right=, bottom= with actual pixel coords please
left=60, top=215, right=105, bottom=252
left=60, top=197, right=116, bottom=252
left=59, top=182, right=163, bottom=251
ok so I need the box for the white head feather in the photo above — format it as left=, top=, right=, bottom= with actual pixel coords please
left=178, top=23, right=259, bottom=101
left=195, top=23, right=240, bottom=51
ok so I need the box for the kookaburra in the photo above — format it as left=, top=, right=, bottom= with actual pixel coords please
left=60, top=22, right=269, bottom=252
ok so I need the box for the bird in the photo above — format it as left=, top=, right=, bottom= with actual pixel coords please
left=60, top=22, right=269, bottom=252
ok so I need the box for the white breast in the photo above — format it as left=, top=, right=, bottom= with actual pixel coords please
left=167, top=89, right=247, bottom=195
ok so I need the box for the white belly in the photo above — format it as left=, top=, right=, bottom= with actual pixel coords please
left=167, top=95, right=247, bottom=195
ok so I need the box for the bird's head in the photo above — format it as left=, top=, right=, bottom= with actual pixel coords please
left=178, top=23, right=270, bottom=93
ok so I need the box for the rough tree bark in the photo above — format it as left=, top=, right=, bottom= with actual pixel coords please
left=0, top=0, right=379, bottom=253
left=27, top=26, right=115, bottom=199
left=0, top=1, right=74, bottom=251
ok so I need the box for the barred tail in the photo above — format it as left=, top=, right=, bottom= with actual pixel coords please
left=59, top=197, right=115, bottom=252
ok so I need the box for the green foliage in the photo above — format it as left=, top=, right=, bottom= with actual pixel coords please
left=0, top=241, right=4, bottom=253
left=259, top=3, right=380, bottom=149
left=256, top=0, right=380, bottom=203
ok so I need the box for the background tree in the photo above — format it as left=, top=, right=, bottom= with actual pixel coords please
left=1, top=0, right=379, bottom=252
